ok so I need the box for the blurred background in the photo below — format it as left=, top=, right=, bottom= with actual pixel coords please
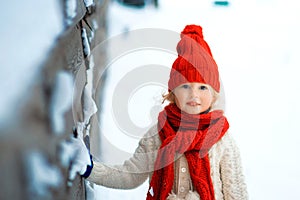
left=1, top=0, right=300, bottom=199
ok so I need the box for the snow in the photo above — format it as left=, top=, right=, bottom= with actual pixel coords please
left=82, top=28, right=91, bottom=57
left=84, top=0, right=94, bottom=8
left=59, top=138, right=77, bottom=167
left=92, top=19, right=99, bottom=30
left=95, top=0, right=300, bottom=199
left=50, top=71, right=74, bottom=135
left=77, top=121, right=86, bottom=140
left=83, top=55, right=98, bottom=125
left=66, top=0, right=78, bottom=25
left=25, top=150, right=62, bottom=198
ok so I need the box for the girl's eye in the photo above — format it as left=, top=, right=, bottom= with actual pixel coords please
left=182, top=84, right=189, bottom=89
left=199, top=85, right=208, bottom=90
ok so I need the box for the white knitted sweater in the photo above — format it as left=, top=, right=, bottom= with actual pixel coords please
left=88, top=125, right=248, bottom=200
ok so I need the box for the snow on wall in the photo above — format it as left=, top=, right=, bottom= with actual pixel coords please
left=84, top=0, right=94, bottom=7
left=0, top=0, right=109, bottom=199
left=66, top=0, right=78, bottom=25
left=83, top=55, right=98, bottom=125
left=82, top=27, right=91, bottom=57
left=25, top=150, right=62, bottom=198
left=50, top=71, right=74, bottom=135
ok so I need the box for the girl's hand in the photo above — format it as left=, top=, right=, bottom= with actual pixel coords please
left=68, top=128, right=93, bottom=181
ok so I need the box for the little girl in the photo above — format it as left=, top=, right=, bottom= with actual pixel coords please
left=76, top=24, right=248, bottom=200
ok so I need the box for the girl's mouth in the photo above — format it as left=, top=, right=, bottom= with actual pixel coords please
left=187, top=101, right=200, bottom=106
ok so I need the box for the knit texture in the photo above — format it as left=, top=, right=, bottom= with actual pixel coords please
left=168, top=25, right=220, bottom=92
left=87, top=125, right=248, bottom=200
left=146, top=104, right=229, bottom=200
left=167, top=191, right=200, bottom=200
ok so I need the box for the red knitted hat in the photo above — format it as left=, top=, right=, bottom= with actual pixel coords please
left=168, top=25, right=220, bottom=92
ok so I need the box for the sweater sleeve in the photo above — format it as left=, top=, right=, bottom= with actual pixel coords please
left=87, top=126, right=159, bottom=189
left=220, top=134, right=249, bottom=200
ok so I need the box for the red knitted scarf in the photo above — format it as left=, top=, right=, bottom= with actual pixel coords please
left=146, top=104, right=229, bottom=200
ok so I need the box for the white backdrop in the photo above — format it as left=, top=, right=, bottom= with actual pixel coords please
left=96, top=0, right=300, bottom=199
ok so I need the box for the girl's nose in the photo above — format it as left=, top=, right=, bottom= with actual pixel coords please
left=190, top=87, right=199, bottom=98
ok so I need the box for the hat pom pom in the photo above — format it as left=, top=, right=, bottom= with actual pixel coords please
left=181, top=24, right=204, bottom=39
left=177, top=24, right=212, bottom=57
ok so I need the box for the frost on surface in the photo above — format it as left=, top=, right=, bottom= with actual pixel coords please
left=25, top=150, right=62, bottom=198
left=85, top=124, right=91, bottom=136
left=65, top=0, right=77, bottom=25
left=84, top=0, right=94, bottom=7
left=82, top=28, right=91, bottom=57
left=92, top=19, right=99, bottom=30
left=76, top=121, right=86, bottom=140
left=89, top=30, right=95, bottom=43
left=83, top=55, right=98, bottom=125
left=59, top=137, right=77, bottom=167
left=50, top=71, right=73, bottom=135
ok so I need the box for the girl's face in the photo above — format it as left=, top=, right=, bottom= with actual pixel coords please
left=173, top=82, right=214, bottom=114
